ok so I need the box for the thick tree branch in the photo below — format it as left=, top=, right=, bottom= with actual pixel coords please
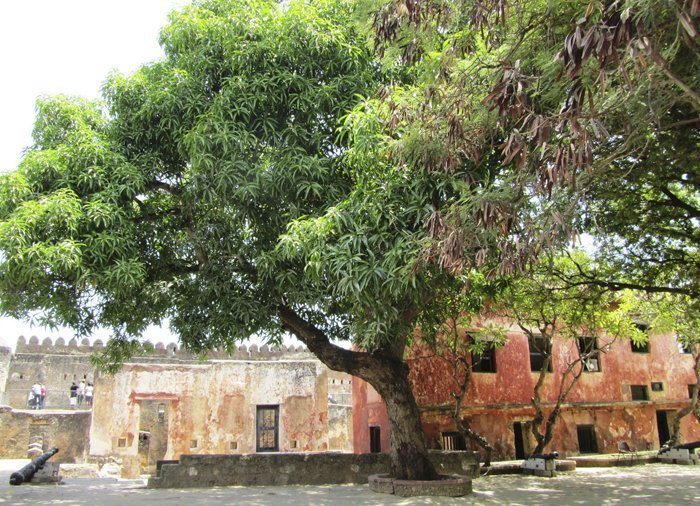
left=557, top=252, right=699, bottom=297
left=146, top=180, right=181, bottom=194
left=277, top=304, right=379, bottom=377
left=657, top=186, right=700, bottom=218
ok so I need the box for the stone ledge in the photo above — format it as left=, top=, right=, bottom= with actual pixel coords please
left=368, top=473, right=472, bottom=497
left=148, top=451, right=479, bottom=488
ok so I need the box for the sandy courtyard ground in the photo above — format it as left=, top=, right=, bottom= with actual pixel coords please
left=1, top=460, right=698, bottom=505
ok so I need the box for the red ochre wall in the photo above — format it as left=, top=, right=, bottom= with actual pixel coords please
left=352, top=376, right=390, bottom=454
left=353, top=328, right=700, bottom=459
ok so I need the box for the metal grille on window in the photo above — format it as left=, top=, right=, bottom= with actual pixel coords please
left=256, top=406, right=278, bottom=452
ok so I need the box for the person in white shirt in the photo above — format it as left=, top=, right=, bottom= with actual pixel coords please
left=77, top=380, right=85, bottom=406
left=85, top=383, right=94, bottom=407
left=30, top=383, right=42, bottom=410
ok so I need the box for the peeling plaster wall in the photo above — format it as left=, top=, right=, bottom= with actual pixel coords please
left=352, top=379, right=390, bottom=454
left=89, top=360, right=331, bottom=462
left=353, top=327, right=700, bottom=460
left=327, top=370, right=353, bottom=451
left=0, top=405, right=91, bottom=461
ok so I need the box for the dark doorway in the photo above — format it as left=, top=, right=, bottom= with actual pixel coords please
left=369, top=426, right=381, bottom=453
left=513, top=422, right=525, bottom=459
left=137, top=400, right=170, bottom=474
left=656, top=410, right=671, bottom=447
left=256, top=405, right=279, bottom=452
left=577, top=425, right=598, bottom=453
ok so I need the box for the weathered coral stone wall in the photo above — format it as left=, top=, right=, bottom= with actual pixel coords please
left=89, top=359, right=331, bottom=467
left=4, top=336, right=97, bottom=409
left=0, top=346, right=12, bottom=404
left=149, top=450, right=479, bottom=488
left=327, top=370, right=353, bottom=451
left=0, top=405, right=91, bottom=461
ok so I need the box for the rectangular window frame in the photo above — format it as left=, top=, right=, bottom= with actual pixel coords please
left=578, top=336, right=601, bottom=372
left=471, top=347, right=497, bottom=373
left=678, top=337, right=692, bottom=354
left=651, top=382, right=664, bottom=392
left=529, top=335, right=552, bottom=373
left=630, top=385, right=649, bottom=401
left=256, top=405, right=279, bottom=452
left=440, top=431, right=466, bottom=451
left=631, top=323, right=651, bottom=353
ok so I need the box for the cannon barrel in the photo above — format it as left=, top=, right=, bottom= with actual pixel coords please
left=9, top=447, right=59, bottom=485
left=530, top=451, right=559, bottom=460
left=673, top=440, right=700, bottom=451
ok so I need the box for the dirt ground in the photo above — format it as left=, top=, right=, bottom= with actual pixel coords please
left=1, top=460, right=698, bottom=505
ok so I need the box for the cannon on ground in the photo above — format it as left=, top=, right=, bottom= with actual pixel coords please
left=530, top=451, right=559, bottom=460
left=658, top=441, right=700, bottom=465
left=9, top=447, right=59, bottom=485
left=522, top=451, right=559, bottom=477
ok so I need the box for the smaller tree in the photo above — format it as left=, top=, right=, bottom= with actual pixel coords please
left=499, top=253, right=638, bottom=456
left=412, top=277, right=506, bottom=467
left=442, top=322, right=505, bottom=467
left=635, top=294, right=700, bottom=446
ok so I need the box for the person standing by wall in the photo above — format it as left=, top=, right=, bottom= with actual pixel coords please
left=85, top=383, right=93, bottom=407
left=69, top=382, right=78, bottom=409
left=77, top=379, right=85, bottom=406
left=30, top=382, right=41, bottom=410
left=40, top=383, right=46, bottom=409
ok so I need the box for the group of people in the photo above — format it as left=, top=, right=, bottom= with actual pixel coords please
left=27, top=379, right=95, bottom=409
left=69, top=380, right=94, bottom=408
left=27, top=383, right=46, bottom=409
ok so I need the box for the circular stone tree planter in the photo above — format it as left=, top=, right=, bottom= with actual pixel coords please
left=368, top=473, right=472, bottom=497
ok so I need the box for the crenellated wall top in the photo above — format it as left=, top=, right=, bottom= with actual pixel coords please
left=12, top=335, right=310, bottom=361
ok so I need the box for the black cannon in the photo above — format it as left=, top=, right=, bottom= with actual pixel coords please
left=673, top=440, right=700, bottom=451
left=659, top=440, right=700, bottom=455
left=530, top=451, right=559, bottom=460
left=9, top=447, right=59, bottom=485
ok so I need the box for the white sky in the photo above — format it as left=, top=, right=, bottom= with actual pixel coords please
left=0, top=0, right=190, bottom=349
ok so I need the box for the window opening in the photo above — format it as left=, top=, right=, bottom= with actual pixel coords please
left=529, top=335, right=552, bottom=372
left=369, top=426, right=381, bottom=453
left=578, top=336, right=600, bottom=372
left=630, top=385, right=649, bottom=401
left=256, top=405, right=279, bottom=452
left=471, top=347, right=497, bottom=373
left=631, top=323, right=650, bottom=353
left=441, top=431, right=466, bottom=451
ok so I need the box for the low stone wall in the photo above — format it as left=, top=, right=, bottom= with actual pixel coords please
left=0, top=405, right=91, bottom=462
left=148, top=450, right=479, bottom=489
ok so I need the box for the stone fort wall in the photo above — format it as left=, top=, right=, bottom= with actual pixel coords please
left=0, top=346, right=12, bottom=404
left=3, top=335, right=314, bottom=409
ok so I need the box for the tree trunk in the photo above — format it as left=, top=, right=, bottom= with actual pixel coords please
left=668, top=405, right=692, bottom=447
left=455, top=417, right=493, bottom=467
left=278, top=304, right=437, bottom=480
left=669, top=349, right=700, bottom=445
left=369, top=359, right=438, bottom=480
